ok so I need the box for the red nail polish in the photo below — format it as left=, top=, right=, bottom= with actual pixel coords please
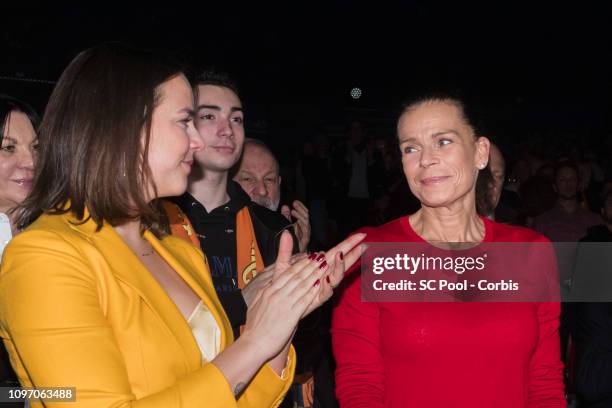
left=319, top=261, right=328, bottom=270
left=316, top=253, right=325, bottom=262
left=340, top=252, right=344, bottom=261
left=314, top=279, right=320, bottom=286
left=308, top=253, right=317, bottom=260
left=326, top=276, right=331, bottom=284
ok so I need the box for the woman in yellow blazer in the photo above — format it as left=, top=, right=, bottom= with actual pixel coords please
left=0, top=43, right=364, bottom=408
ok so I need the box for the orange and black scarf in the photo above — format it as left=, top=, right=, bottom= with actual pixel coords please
left=162, top=200, right=264, bottom=288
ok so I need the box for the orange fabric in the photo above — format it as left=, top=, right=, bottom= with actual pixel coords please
left=302, top=376, right=315, bottom=407
left=162, top=200, right=200, bottom=247
left=163, top=200, right=264, bottom=288
left=235, top=208, right=264, bottom=288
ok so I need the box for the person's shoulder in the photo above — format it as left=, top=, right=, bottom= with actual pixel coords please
left=488, top=218, right=550, bottom=243
left=16, top=212, right=87, bottom=243
left=580, top=208, right=602, bottom=223
left=2, top=212, right=94, bottom=272
left=354, top=216, right=412, bottom=243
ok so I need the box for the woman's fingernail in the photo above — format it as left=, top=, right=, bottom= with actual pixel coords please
left=316, top=253, right=325, bottom=262
left=319, top=261, right=328, bottom=270
left=326, top=276, right=331, bottom=284
left=314, top=279, right=320, bottom=286
left=308, top=253, right=317, bottom=260
left=340, top=252, right=344, bottom=261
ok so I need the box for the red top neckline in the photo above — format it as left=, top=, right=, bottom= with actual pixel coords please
left=399, top=214, right=494, bottom=244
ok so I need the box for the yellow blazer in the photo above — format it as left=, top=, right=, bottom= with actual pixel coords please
left=0, top=211, right=295, bottom=407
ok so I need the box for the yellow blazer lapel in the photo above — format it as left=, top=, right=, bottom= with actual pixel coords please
left=66, top=214, right=202, bottom=370
left=148, top=233, right=232, bottom=347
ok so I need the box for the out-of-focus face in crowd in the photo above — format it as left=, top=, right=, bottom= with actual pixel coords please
left=554, top=165, right=579, bottom=200
left=0, top=111, right=37, bottom=214
left=194, top=85, right=244, bottom=172
left=488, top=144, right=505, bottom=209
left=397, top=100, right=489, bottom=209
left=234, top=142, right=281, bottom=211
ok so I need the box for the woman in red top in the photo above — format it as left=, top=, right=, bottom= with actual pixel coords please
left=331, top=95, right=565, bottom=407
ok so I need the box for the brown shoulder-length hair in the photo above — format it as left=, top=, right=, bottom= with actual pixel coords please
left=17, top=43, right=186, bottom=237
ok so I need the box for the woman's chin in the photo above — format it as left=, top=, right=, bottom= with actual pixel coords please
left=416, top=194, right=456, bottom=209
left=156, top=182, right=188, bottom=200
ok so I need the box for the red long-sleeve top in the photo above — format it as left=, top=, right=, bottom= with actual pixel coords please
left=331, top=216, right=565, bottom=407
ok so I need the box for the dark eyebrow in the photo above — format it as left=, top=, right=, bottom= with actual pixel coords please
left=398, top=137, right=417, bottom=144
left=1, top=137, right=18, bottom=144
left=432, top=130, right=460, bottom=138
left=399, top=130, right=459, bottom=144
left=196, top=104, right=243, bottom=113
left=197, top=104, right=220, bottom=111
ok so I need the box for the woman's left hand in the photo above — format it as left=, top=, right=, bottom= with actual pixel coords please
left=282, top=233, right=366, bottom=318
left=242, top=253, right=308, bottom=308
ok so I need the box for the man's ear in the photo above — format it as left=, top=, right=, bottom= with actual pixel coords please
left=278, top=176, right=282, bottom=186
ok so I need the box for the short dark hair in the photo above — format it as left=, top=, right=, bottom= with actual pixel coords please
left=399, top=90, right=484, bottom=136
left=17, top=43, right=185, bottom=236
left=194, top=69, right=240, bottom=99
left=0, top=95, right=39, bottom=146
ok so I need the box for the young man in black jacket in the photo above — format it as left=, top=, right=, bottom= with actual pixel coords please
left=171, top=70, right=323, bottom=407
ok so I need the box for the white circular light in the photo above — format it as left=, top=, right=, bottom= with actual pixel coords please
left=350, top=87, right=362, bottom=99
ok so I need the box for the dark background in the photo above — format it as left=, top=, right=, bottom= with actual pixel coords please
left=2, top=3, right=611, bottom=150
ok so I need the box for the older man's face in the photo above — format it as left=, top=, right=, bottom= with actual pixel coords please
left=234, top=144, right=281, bottom=210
